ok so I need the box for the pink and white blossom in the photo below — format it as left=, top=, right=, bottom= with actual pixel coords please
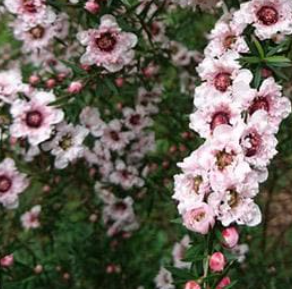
left=10, top=90, right=64, bottom=146
left=42, top=122, right=89, bottom=169
left=21, top=205, right=41, bottom=230
left=0, top=158, right=29, bottom=209
left=77, top=14, right=138, bottom=72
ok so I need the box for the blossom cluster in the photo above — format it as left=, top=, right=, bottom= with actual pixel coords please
left=174, top=0, right=292, bottom=235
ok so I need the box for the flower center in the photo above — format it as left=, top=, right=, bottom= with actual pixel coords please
left=249, top=97, right=270, bottom=115
left=23, top=0, right=37, bottom=13
left=257, top=6, right=279, bottom=26
left=216, top=150, right=234, bottom=170
left=210, top=111, right=230, bottom=131
left=193, top=176, right=203, bottom=193
left=228, top=190, right=239, bottom=208
left=129, top=114, right=141, bottom=126
left=29, top=25, right=45, bottom=39
left=214, top=73, right=231, bottom=92
left=114, top=201, right=127, bottom=211
left=95, top=32, right=117, bottom=52
left=194, top=210, right=206, bottom=222
left=223, top=35, right=236, bottom=49
left=59, top=134, right=73, bottom=150
left=242, top=131, right=261, bottom=157
left=110, top=131, right=120, bottom=141
left=0, top=175, right=12, bottom=193
left=151, top=23, right=161, bottom=36
left=25, top=110, right=43, bottom=128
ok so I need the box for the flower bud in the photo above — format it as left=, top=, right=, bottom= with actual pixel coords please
left=216, top=277, right=231, bottom=289
left=209, top=252, right=226, bottom=272
left=115, top=77, right=124, bottom=87
left=85, top=1, right=100, bottom=14
left=0, top=254, right=14, bottom=267
left=222, top=227, right=239, bottom=249
left=46, top=79, right=56, bottom=89
left=184, top=281, right=201, bottom=289
left=29, top=75, right=40, bottom=86
left=34, top=264, right=43, bottom=274
left=67, top=81, right=83, bottom=94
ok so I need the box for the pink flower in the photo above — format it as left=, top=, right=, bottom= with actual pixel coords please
left=216, top=277, right=231, bottom=289
left=222, top=227, right=239, bottom=249
left=10, top=90, right=64, bottom=146
left=172, top=235, right=191, bottom=269
left=0, top=69, right=29, bottom=104
left=173, top=159, right=210, bottom=214
left=4, top=0, right=56, bottom=24
left=0, top=254, right=14, bottom=268
left=102, top=195, right=139, bottom=236
left=79, top=106, right=105, bottom=137
left=109, top=160, right=144, bottom=189
left=101, top=119, right=133, bottom=151
left=246, top=77, right=291, bottom=133
left=122, top=105, right=153, bottom=133
left=179, top=0, right=220, bottom=11
left=154, top=267, right=175, bottom=289
left=194, top=53, right=256, bottom=108
left=205, top=21, right=249, bottom=57
left=85, top=0, right=100, bottom=14
left=67, top=81, right=83, bottom=94
left=190, top=97, right=242, bottom=139
left=184, top=281, right=201, bottom=289
left=21, top=205, right=41, bottom=230
left=182, top=202, right=215, bottom=234
left=0, top=158, right=29, bottom=209
left=209, top=252, right=226, bottom=272
left=208, top=186, right=262, bottom=227
left=239, top=111, right=278, bottom=167
left=42, top=122, right=89, bottom=169
left=77, top=15, right=138, bottom=72
left=232, top=0, right=292, bottom=40
left=11, top=14, right=64, bottom=53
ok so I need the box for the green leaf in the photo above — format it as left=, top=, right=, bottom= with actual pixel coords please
left=252, top=36, right=265, bottom=59
left=170, top=217, right=182, bottom=224
left=183, top=244, right=204, bottom=262
left=165, top=266, right=196, bottom=281
left=104, top=77, right=119, bottom=95
left=265, top=56, right=292, bottom=64
left=240, top=56, right=261, bottom=64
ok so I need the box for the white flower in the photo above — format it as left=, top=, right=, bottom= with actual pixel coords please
left=42, top=123, right=89, bottom=169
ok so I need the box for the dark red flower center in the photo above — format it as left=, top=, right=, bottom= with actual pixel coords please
left=257, top=6, right=279, bottom=26
left=23, top=0, right=37, bottom=13
left=214, top=73, right=232, bottom=92
left=0, top=175, right=12, bottom=193
left=29, top=25, right=45, bottom=39
left=129, top=114, right=141, bottom=126
left=25, top=110, right=43, bottom=128
left=114, top=201, right=127, bottom=211
left=242, top=131, right=261, bottom=157
left=249, top=97, right=270, bottom=115
left=110, top=131, right=120, bottom=142
left=151, top=23, right=161, bottom=36
left=210, top=111, right=230, bottom=131
left=95, top=32, right=117, bottom=52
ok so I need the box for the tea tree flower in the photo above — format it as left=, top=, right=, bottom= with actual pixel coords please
left=77, top=15, right=138, bottom=72
left=0, top=158, right=29, bottom=209
left=10, top=90, right=64, bottom=146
